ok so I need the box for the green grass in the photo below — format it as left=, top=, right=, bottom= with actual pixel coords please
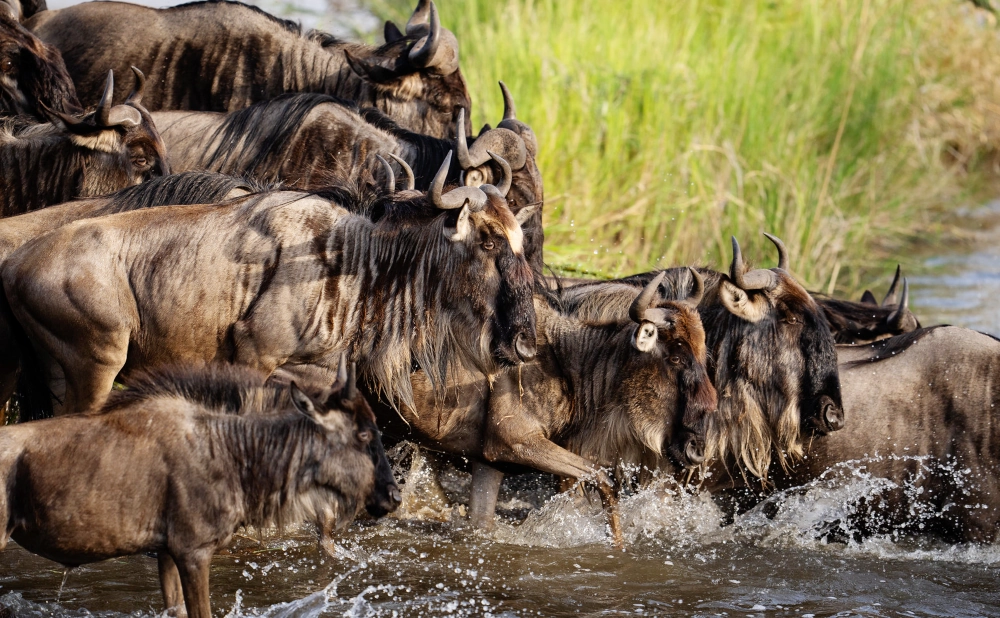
left=372, top=0, right=1000, bottom=292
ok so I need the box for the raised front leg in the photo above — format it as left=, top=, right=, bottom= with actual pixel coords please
left=175, top=549, right=214, bottom=618
left=468, top=461, right=504, bottom=530
left=158, top=553, right=187, bottom=617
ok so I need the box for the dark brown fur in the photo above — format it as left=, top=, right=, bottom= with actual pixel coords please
left=0, top=11, right=78, bottom=119
left=0, top=363, right=379, bottom=617
left=27, top=0, right=471, bottom=138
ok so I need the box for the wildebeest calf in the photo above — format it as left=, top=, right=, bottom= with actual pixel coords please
left=0, top=362, right=385, bottom=618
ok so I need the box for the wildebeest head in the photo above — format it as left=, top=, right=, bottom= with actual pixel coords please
left=52, top=68, right=170, bottom=183
left=0, top=11, right=80, bottom=119
left=618, top=270, right=717, bottom=469
left=819, top=265, right=920, bottom=344
left=704, top=234, right=844, bottom=477
left=285, top=359, right=401, bottom=520
left=342, top=0, right=470, bottom=139
left=422, top=150, right=537, bottom=370
left=455, top=83, right=544, bottom=272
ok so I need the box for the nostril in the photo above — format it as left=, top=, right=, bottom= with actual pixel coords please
left=684, top=436, right=705, bottom=465
left=390, top=486, right=402, bottom=505
left=824, top=403, right=845, bottom=431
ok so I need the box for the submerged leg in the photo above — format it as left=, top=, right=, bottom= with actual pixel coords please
left=176, top=549, right=213, bottom=618
left=158, top=553, right=186, bottom=617
left=468, top=461, right=504, bottom=530
left=596, top=477, right=625, bottom=551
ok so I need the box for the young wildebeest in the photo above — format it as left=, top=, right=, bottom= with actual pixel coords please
left=2, top=153, right=536, bottom=417
left=28, top=0, right=471, bottom=138
left=758, top=326, right=1000, bottom=543
left=152, top=84, right=544, bottom=271
left=559, top=235, right=845, bottom=485
left=376, top=274, right=717, bottom=547
left=0, top=10, right=78, bottom=119
left=0, top=362, right=387, bottom=618
left=0, top=68, right=170, bottom=215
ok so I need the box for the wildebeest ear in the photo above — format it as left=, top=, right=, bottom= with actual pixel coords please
left=344, top=50, right=401, bottom=85
left=289, top=381, right=319, bottom=417
left=632, top=321, right=659, bottom=353
left=443, top=202, right=471, bottom=242
left=514, top=205, right=539, bottom=227
left=859, top=290, right=877, bottom=306
left=384, top=20, right=405, bottom=43
left=719, top=279, right=770, bottom=323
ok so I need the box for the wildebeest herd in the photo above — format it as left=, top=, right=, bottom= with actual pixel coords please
left=0, top=0, right=997, bottom=616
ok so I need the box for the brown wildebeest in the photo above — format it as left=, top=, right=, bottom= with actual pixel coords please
left=558, top=235, right=845, bottom=484
left=0, top=362, right=385, bottom=618
left=152, top=83, right=545, bottom=272
left=0, top=9, right=77, bottom=119
left=812, top=265, right=920, bottom=344
left=0, top=172, right=259, bottom=420
left=28, top=0, right=471, bottom=138
left=754, top=326, right=1000, bottom=543
left=2, top=153, right=536, bottom=417
left=0, top=68, right=170, bottom=216
left=376, top=273, right=717, bottom=547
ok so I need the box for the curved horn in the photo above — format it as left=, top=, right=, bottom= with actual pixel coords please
left=630, top=271, right=666, bottom=324
left=430, top=151, right=453, bottom=208
left=375, top=155, right=395, bottom=194
left=882, top=265, right=902, bottom=307
left=346, top=361, right=358, bottom=400
left=886, top=278, right=910, bottom=327
left=487, top=151, right=511, bottom=197
left=95, top=70, right=114, bottom=127
left=685, top=267, right=705, bottom=308
left=455, top=108, right=474, bottom=169
left=730, top=236, right=779, bottom=291
left=763, top=232, right=789, bottom=271
left=125, top=66, right=145, bottom=105
left=387, top=153, right=415, bottom=191
left=407, top=1, right=441, bottom=69
left=499, top=81, right=517, bottom=120
left=405, top=0, right=431, bottom=33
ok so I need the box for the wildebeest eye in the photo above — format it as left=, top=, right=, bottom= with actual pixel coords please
left=357, top=430, right=372, bottom=443
left=0, top=58, right=13, bottom=74
left=482, top=239, right=495, bottom=251
left=669, top=355, right=682, bottom=365
left=784, top=315, right=799, bottom=325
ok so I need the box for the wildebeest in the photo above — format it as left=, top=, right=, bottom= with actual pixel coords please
left=0, top=68, right=170, bottom=215
left=2, top=154, right=535, bottom=417
left=0, top=9, right=77, bottom=119
left=153, top=83, right=544, bottom=271
left=558, top=235, right=844, bottom=483
left=375, top=273, right=716, bottom=547
left=0, top=362, right=386, bottom=618
left=813, top=265, right=920, bottom=344
left=28, top=0, right=471, bottom=138
left=757, top=326, right=1000, bottom=543
left=0, top=172, right=260, bottom=421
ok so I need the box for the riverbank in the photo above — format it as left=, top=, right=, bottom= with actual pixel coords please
left=374, top=0, right=1000, bottom=294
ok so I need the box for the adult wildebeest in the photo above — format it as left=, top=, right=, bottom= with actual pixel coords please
left=2, top=153, right=535, bottom=418
left=0, top=362, right=387, bottom=618
left=558, top=235, right=844, bottom=483
left=374, top=273, right=716, bottom=547
left=153, top=84, right=544, bottom=270
left=0, top=68, right=170, bottom=215
left=0, top=172, right=261, bottom=421
left=814, top=265, right=921, bottom=344
left=0, top=9, right=77, bottom=119
left=27, top=0, right=471, bottom=138
left=756, top=326, right=1000, bottom=543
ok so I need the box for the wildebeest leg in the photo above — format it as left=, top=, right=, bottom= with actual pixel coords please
left=468, top=461, right=504, bottom=529
left=158, top=553, right=187, bottom=617
left=595, top=477, right=625, bottom=550
left=176, top=550, right=213, bottom=618
left=60, top=342, right=128, bottom=414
